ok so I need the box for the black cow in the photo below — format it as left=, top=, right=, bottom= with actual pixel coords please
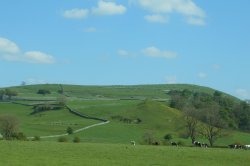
left=228, top=144, right=243, bottom=149
left=171, top=142, right=178, bottom=146
left=193, top=141, right=202, bottom=147
left=228, top=144, right=236, bottom=149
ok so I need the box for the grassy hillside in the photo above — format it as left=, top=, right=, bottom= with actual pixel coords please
left=0, top=141, right=250, bottom=166
left=0, top=84, right=249, bottom=146
left=0, top=102, right=97, bottom=137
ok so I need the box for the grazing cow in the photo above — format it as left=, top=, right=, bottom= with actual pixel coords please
left=201, top=143, right=208, bottom=148
left=244, top=145, right=250, bottom=150
left=228, top=144, right=236, bottom=149
left=193, top=141, right=202, bottom=147
left=171, top=142, right=178, bottom=146
left=228, top=144, right=243, bottom=149
left=236, top=145, right=243, bottom=149
left=131, top=141, right=136, bottom=146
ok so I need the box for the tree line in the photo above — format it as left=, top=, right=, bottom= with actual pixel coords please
left=168, top=89, right=250, bottom=146
left=0, top=89, right=18, bottom=100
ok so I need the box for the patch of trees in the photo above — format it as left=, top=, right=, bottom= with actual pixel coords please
left=31, top=103, right=64, bottom=115
left=0, top=89, right=18, bottom=100
left=169, top=89, right=250, bottom=146
left=169, top=89, right=250, bottom=131
left=37, top=89, right=51, bottom=95
left=111, top=115, right=142, bottom=124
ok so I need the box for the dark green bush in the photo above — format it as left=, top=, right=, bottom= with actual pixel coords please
left=73, top=136, right=80, bottom=143
left=66, top=127, right=73, bottom=134
left=58, top=136, right=68, bottom=142
left=32, top=136, right=40, bottom=141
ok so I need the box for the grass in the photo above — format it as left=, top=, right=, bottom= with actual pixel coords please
left=0, top=141, right=250, bottom=166
left=0, top=102, right=98, bottom=137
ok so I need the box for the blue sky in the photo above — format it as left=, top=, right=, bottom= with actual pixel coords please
left=0, top=0, right=250, bottom=99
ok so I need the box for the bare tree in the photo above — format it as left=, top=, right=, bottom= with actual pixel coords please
left=200, top=105, right=225, bottom=147
left=0, top=90, right=5, bottom=100
left=57, top=95, right=67, bottom=106
left=184, top=107, right=198, bottom=144
left=0, top=114, right=19, bottom=139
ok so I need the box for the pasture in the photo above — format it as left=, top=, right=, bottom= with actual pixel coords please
left=0, top=141, right=250, bottom=166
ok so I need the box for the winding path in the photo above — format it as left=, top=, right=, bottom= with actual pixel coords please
left=28, top=120, right=110, bottom=139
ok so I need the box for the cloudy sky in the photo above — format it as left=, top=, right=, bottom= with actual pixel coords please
left=0, top=0, right=250, bottom=99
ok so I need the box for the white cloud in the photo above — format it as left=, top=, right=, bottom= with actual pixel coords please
left=63, top=8, right=89, bottom=19
left=83, top=27, right=97, bottom=33
left=0, top=37, right=56, bottom=64
left=142, top=46, right=177, bottom=59
left=135, top=0, right=206, bottom=25
left=92, top=0, right=126, bottom=15
left=144, top=14, right=168, bottom=23
left=118, top=46, right=177, bottom=59
left=23, top=51, right=55, bottom=64
left=235, top=89, right=250, bottom=99
left=0, top=37, right=20, bottom=54
left=165, top=75, right=177, bottom=84
left=117, top=49, right=132, bottom=56
left=198, top=72, right=207, bottom=79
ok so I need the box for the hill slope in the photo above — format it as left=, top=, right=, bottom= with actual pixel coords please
left=0, top=84, right=249, bottom=145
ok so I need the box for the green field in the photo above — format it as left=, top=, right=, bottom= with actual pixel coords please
left=0, top=141, right=250, bottom=166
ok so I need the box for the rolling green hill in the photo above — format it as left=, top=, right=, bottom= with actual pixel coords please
left=0, top=84, right=250, bottom=146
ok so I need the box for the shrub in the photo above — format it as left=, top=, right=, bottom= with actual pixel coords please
left=37, top=89, right=51, bottom=95
left=73, top=136, right=80, bottom=143
left=66, top=127, right=73, bottom=134
left=58, top=136, right=68, bottom=142
left=0, top=114, right=19, bottom=140
left=14, top=132, right=28, bottom=141
left=32, top=136, right=40, bottom=141
left=164, top=134, right=173, bottom=141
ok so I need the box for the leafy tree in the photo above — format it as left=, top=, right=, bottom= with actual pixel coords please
left=0, top=114, right=19, bottom=140
left=66, top=127, right=73, bottom=134
left=163, top=134, right=172, bottom=141
left=5, top=89, right=18, bottom=100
